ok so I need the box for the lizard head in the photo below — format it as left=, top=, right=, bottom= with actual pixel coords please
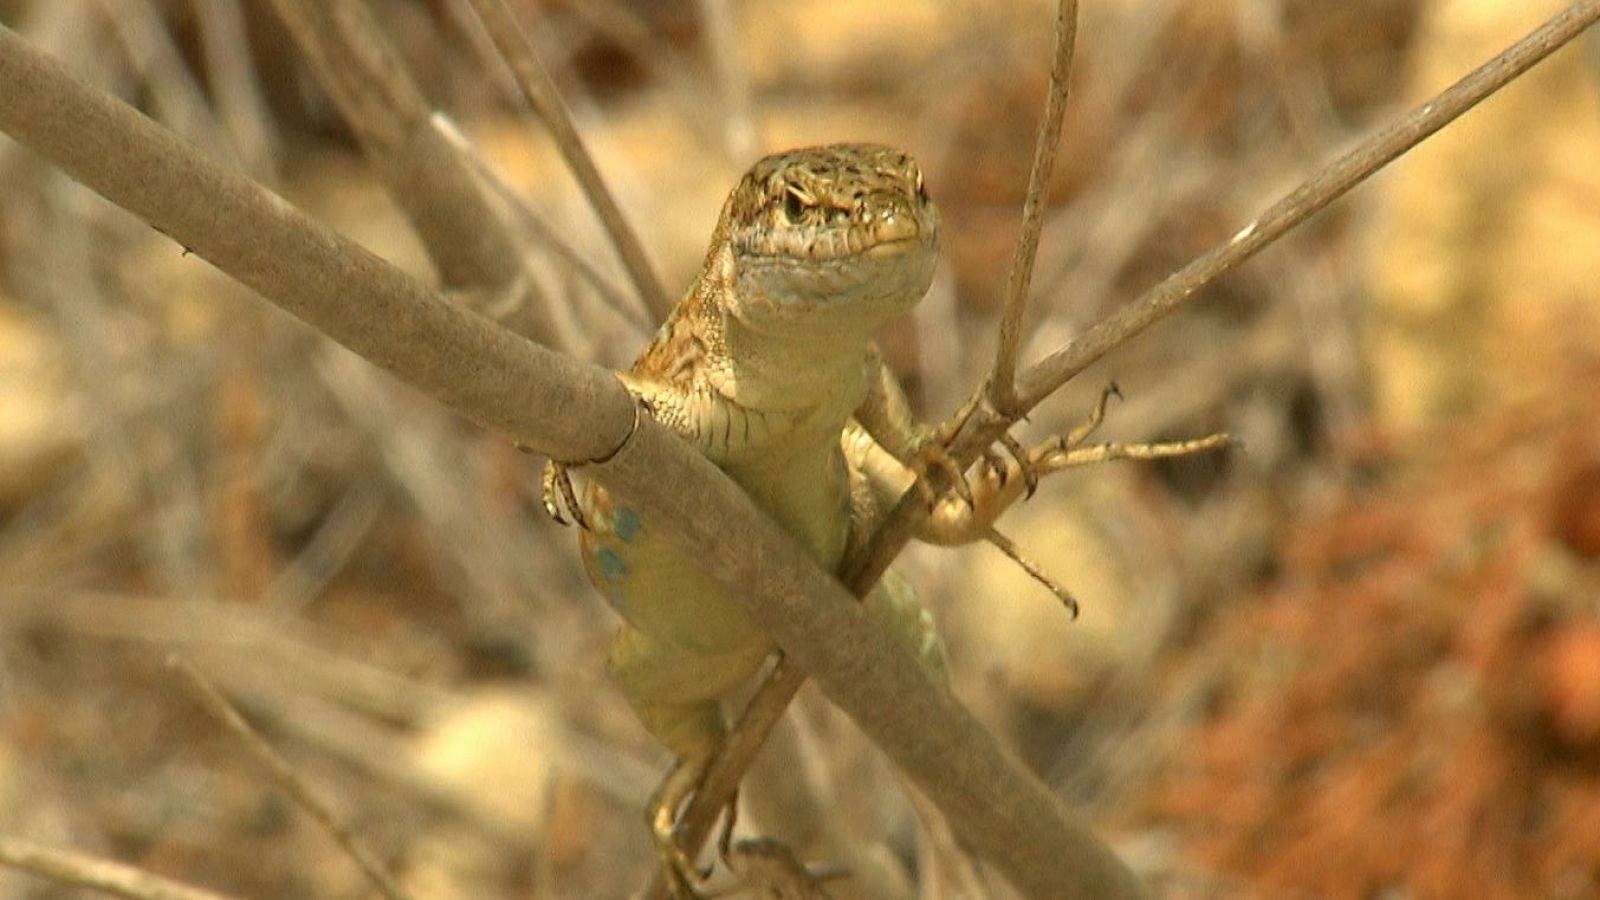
left=719, top=143, right=939, bottom=333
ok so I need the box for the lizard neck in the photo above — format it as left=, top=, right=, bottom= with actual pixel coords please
left=700, top=241, right=879, bottom=418
left=689, top=242, right=873, bottom=568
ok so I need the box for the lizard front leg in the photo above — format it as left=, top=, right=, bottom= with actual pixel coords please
left=851, top=363, right=1232, bottom=556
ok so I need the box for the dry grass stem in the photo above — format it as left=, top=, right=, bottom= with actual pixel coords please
left=167, top=656, right=418, bottom=900
left=1016, top=0, right=1600, bottom=409
left=695, top=0, right=758, bottom=161
left=464, top=0, right=674, bottom=320
left=990, top=0, right=1079, bottom=413
left=189, top=0, right=278, bottom=176
left=429, top=112, right=649, bottom=333
left=0, top=835, right=242, bottom=900
left=93, top=0, right=235, bottom=165
left=265, top=0, right=558, bottom=342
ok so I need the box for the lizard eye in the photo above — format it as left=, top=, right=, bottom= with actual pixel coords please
left=782, top=188, right=807, bottom=223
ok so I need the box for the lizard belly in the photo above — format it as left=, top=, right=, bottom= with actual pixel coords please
left=581, top=498, right=767, bottom=654
left=578, top=439, right=851, bottom=658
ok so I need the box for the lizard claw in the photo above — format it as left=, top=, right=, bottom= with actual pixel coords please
left=931, top=379, right=1041, bottom=504
left=903, top=380, right=1001, bottom=513
left=985, top=527, right=1080, bottom=619
left=649, top=754, right=720, bottom=898
left=711, top=805, right=845, bottom=899
left=540, top=461, right=590, bottom=530
left=915, top=445, right=975, bottom=511
left=930, top=375, right=995, bottom=448
left=1062, top=381, right=1121, bottom=450
left=995, top=432, right=1038, bottom=499
left=713, top=836, right=846, bottom=899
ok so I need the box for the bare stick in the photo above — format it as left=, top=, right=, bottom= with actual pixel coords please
left=0, top=29, right=1141, bottom=898
left=429, top=112, right=648, bottom=333
left=664, top=0, right=1600, bottom=883
left=189, top=0, right=279, bottom=177
left=93, top=0, right=236, bottom=164
left=167, top=656, right=417, bottom=900
left=266, top=0, right=557, bottom=342
left=990, top=0, right=1079, bottom=413
left=464, top=0, right=675, bottom=321
left=696, top=0, right=758, bottom=161
left=1017, top=0, right=1600, bottom=409
left=545, top=0, right=730, bottom=153
left=0, top=835, right=242, bottom=900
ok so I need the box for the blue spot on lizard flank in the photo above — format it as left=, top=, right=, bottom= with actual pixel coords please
left=595, top=547, right=629, bottom=582
left=613, top=506, right=642, bottom=542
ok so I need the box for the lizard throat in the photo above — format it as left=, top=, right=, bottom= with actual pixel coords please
left=727, top=234, right=937, bottom=329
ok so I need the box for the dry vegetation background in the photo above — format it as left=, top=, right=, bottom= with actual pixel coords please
left=2, top=0, right=1600, bottom=898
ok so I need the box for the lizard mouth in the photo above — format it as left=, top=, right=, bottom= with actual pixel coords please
left=735, top=221, right=929, bottom=264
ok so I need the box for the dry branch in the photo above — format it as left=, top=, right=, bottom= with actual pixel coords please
left=1016, top=0, right=1600, bottom=408
left=168, top=657, right=417, bottom=900
left=464, top=0, right=674, bottom=320
left=0, top=24, right=1144, bottom=900
left=0, top=837, right=241, bottom=900
left=991, top=0, right=1079, bottom=413
left=266, top=0, right=558, bottom=342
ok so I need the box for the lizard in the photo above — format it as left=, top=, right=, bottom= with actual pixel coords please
left=545, top=142, right=1201, bottom=896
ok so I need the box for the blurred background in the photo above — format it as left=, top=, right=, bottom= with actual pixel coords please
left=2, top=0, right=1599, bottom=897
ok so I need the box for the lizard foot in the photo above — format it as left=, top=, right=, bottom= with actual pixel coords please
left=1022, top=381, right=1231, bottom=476
left=711, top=836, right=847, bottom=899
left=921, top=383, right=1233, bottom=607
left=980, top=381, right=1121, bottom=498
left=649, top=753, right=720, bottom=898
left=540, top=460, right=589, bottom=529
left=903, top=378, right=995, bottom=512
left=1001, top=381, right=1233, bottom=487
left=706, top=804, right=846, bottom=900
left=984, top=526, right=1080, bottom=618
left=953, top=380, right=1124, bottom=506
left=966, top=396, right=1232, bottom=617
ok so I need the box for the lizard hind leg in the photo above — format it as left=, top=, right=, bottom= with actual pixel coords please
left=649, top=744, right=721, bottom=898
left=622, top=690, right=729, bottom=897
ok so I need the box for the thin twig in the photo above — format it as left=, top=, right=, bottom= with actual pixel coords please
left=429, top=112, right=649, bottom=333
left=463, top=0, right=675, bottom=321
left=167, top=656, right=418, bottom=900
left=189, top=0, right=279, bottom=178
left=265, top=0, right=557, bottom=343
left=660, top=0, right=1600, bottom=882
left=990, top=0, right=1079, bottom=413
left=695, top=0, right=758, bottom=161
left=547, top=0, right=730, bottom=155
left=0, top=835, right=242, bottom=900
left=1016, top=0, right=1600, bottom=409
